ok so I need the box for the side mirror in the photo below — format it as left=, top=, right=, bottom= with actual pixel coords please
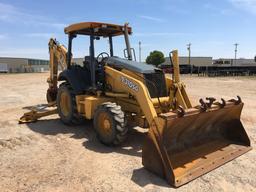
left=254, top=56, right=256, bottom=62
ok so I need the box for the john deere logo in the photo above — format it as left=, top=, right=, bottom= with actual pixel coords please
left=120, top=76, right=139, bottom=92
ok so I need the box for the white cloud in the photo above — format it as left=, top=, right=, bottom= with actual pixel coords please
left=0, top=2, right=18, bottom=22
left=204, top=40, right=225, bottom=45
left=0, top=48, right=48, bottom=59
left=220, top=9, right=234, bottom=15
left=203, top=2, right=234, bottom=15
left=0, top=2, right=16, bottom=13
left=134, top=32, right=190, bottom=37
left=139, top=15, right=165, bottom=22
left=229, top=0, right=256, bottom=14
left=0, top=34, right=7, bottom=40
left=24, top=33, right=57, bottom=39
left=0, top=2, right=66, bottom=28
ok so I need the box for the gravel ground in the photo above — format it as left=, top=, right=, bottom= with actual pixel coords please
left=0, top=73, right=255, bottom=192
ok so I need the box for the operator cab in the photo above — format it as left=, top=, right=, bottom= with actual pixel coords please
left=64, top=22, right=134, bottom=91
left=62, top=22, right=165, bottom=98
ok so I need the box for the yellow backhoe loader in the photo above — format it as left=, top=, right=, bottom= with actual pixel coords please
left=20, top=22, right=251, bottom=187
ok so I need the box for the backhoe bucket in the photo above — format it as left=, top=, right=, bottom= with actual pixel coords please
left=142, top=102, right=251, bottom=187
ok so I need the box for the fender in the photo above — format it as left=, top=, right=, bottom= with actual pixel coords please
left=58, top=65, right=91, bottom=94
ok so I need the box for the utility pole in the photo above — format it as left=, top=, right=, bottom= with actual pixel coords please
left=187, top=43, right=192, bottom=75
left=139, top=41, right=142, bottom=62
left=234, top=43, right=239, bottom=66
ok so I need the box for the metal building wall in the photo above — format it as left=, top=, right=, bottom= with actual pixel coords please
left=213, top=59, right=256, bottom=67
left=179, top=57, right=212, bottom=66
left=162, top=56, right=213, bottom=67
left=0, top=57, right=50, bottom=73
left=0, top=57, right=28, bottom=72
left=73, top=58, right=84, bottom=66
left=28, top=59, right=49, bottom=72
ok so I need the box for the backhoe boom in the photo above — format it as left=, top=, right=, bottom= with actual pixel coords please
left=47, top=38, right=68, bottom=102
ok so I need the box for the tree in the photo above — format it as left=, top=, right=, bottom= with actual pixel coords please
left=146, top=50, right=165, bottom=67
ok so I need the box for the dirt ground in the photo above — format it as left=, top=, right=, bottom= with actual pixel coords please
left=0, top=73, right=255, bottom=192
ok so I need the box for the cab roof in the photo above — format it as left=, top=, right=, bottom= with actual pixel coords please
left=64, top=22, right=132, bottom=37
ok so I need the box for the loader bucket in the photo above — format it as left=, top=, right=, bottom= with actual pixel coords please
left=142, top=102, right=251, bottom=187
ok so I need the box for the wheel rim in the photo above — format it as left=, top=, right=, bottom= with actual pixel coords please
left=98, top=112, right=112, bottom=136
left=60, top=91, right=71, bottom=117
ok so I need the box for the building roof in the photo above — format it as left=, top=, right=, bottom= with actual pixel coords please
left=64, top=22, right=132, bottom=37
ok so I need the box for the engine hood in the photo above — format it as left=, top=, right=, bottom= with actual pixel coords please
left=106, top=57, right=158, bottom=74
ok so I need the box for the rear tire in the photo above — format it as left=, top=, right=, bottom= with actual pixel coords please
left=93, top=102, right=128, bottom=146
left=57, top=82, right=83, bottom=125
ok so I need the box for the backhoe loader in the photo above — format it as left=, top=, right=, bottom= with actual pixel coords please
left=20, top=22, right=251, bottom=187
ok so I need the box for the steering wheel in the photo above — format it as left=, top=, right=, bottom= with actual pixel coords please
left=96, top=52, right=109, bottom=63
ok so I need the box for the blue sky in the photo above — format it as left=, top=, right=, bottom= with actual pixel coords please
left=0, top=0, right=256, bottom=60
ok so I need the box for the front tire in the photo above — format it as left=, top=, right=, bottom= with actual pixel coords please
left=93, top=102, right=128, bottom=145
left=57, top=82, right=83, bottom=125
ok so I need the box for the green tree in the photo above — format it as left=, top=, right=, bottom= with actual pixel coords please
left=146, top=50, right=165, bottom=67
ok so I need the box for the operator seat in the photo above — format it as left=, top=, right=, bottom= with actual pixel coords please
left=83, top=56, right=97, bottom=70
left=83, top=56, right=105, bottom=90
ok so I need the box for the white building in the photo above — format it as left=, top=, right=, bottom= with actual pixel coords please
left=0, top=57, right=49, bottom=73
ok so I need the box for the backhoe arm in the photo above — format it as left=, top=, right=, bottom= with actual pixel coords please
left=19, top=38, right=67, bottom=123
left=47, top=38, right=68, bottom=102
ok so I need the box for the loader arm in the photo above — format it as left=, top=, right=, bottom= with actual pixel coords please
left=47, top=38, right=68, bottom=102
left=104, top=65, right=182, bottom=184
left=168, top=50, right=192, bottom=109
left=105, top=66, right=158, bottom=124
left=104, top=50, right=191, bottom=122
